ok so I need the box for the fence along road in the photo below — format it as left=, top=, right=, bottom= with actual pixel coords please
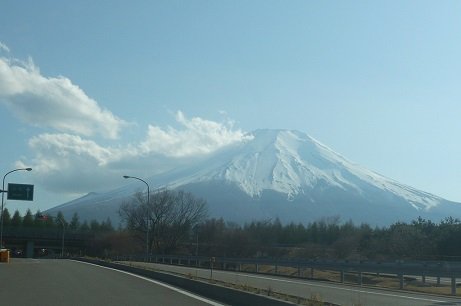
left=121, top=261, right=461, bottom=306
left=120, top=254, right=461, bottom=295
left=0, top=259, right=224, bottom=306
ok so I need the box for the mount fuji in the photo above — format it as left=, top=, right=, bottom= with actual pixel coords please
left=47, top=129, right=461, bottom=226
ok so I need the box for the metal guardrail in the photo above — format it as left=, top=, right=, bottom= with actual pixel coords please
left=109, top=254, right=461, bottom=296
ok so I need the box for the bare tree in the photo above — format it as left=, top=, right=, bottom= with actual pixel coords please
left=120, top=192, right=147, bottom=231
left=119, top=189, right=208, bottom=254
left=160, top=190, right=208, bottom=253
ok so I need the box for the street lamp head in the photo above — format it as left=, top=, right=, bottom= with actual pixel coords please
left=123, top=175, right=130, bottom=179
left=25, top=168, right=32, bottom=171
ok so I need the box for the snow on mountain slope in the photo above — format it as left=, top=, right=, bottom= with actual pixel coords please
left=153, top=129, right=442, bottom=211
left=48, top=129, right=458, bottom=225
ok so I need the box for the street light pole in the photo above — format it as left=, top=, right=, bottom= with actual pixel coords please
left=0, top=167, right=32, bottom=249
left=195, top=224, right=199, bottom=257
left=57, top=217, right=65, bottom=258
left=123, top=175, right=150, bottom=261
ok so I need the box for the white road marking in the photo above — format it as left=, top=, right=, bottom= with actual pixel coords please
left=73, top=260, right=226, bottom=306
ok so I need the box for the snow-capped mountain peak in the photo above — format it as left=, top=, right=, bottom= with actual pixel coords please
left=161, top=129, right=440, bottom=210
left=48, top=129, right=459, bottom=226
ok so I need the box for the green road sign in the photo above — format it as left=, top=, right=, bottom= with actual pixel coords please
left=7, top=183, right=34, bottom=201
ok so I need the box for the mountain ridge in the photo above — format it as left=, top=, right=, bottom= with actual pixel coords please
left=47, top=129, right=460, bottom=226
left=148, top=129, right=443, bottom=209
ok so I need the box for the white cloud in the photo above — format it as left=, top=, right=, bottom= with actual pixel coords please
left=17, top=133, right=129, bottom=193
left=29, top=133, right=119, bottom=167
left=140, top=111, right=253, bottom=157
left=0, top=42, right=10, bottom=53
left=18, top=111, right=251, bottom=194
left=0, top=56, right=126, bottom=139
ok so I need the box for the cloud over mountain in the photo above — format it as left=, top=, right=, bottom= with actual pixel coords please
left=0, top=45, right=252, bottom=197
left=19, top=113, right=251, bottom=193
left=140, top=111, right=253, bottom=157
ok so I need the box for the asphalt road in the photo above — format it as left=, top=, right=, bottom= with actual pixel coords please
left=123, top=261, right=461, bottom=306
left=0, top=259, right=225, bottom=306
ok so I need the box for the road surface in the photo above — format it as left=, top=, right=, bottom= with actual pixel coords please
left=0, top=259, right=224, bottom=306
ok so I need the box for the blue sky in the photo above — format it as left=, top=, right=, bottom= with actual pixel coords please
left=1, top=1, right=461, bottom=214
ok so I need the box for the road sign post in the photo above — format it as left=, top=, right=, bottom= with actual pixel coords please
left=1, top=168, right=32, bottom=253
left=7, top=183, right=34, bottom=201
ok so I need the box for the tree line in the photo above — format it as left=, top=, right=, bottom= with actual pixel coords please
left=192, top=216, right=461, bottom=261
left=1, top=208, right=114, bottom=232
left=118, top=189, right=461, bottom=261
left=4, top=188, right=461, bottom=261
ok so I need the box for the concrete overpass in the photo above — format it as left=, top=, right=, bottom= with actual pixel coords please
left=1, top=227, right=92, bottom=257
